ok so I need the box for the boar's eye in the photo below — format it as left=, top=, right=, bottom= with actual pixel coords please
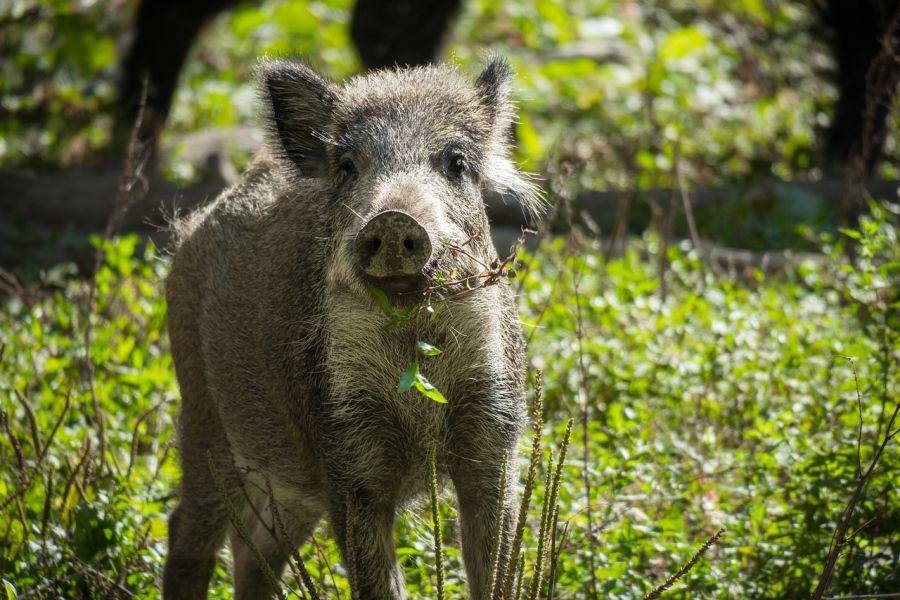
left=445, top=151, right=468, bottom=178
left=338, top=155, right=357, bottom=177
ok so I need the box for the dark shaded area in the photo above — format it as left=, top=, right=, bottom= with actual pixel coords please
left=350, top=0, right=462, bottom=69
left=820, top=0, right=900, bottom=173
left=116, top=0, right=240, bottom=144
left=115, top=0, right=462, bottom=144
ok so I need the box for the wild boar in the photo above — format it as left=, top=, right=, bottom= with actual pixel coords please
left=163, top=55, right=541, bottom=599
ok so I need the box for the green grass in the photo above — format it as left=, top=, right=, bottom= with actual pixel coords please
left=1, top=204, right=897, bottom=598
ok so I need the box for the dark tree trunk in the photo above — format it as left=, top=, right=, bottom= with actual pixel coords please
left=820, top=0, right=900, bottom=174
left=115, top=0, right=462, bottom=144
left=350, top=0, right=462, bottom=69
left=116, top=0, right=241, bottom=145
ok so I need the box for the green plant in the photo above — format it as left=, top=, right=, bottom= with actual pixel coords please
left=2, top=194, right=898, bottom=597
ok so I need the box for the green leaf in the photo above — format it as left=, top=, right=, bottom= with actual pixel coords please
left=385, top=307, right=417, bottom=332
left=368, top=284, right=394, bottom=317
left=660, top=26, right=708, bottom=61
left=3, top=580, right=18, bottom=600
left=838, top=227, right=862, bottom=241
left=370, top=284, right=419, bottom=331
left=417, top=341, right=442, bottom=356
left=398, top=360, right=419, bottom=394
left=413, top=373, right=448, bottom=404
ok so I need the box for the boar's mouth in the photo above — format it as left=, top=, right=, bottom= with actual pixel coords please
left=369, top=273, right=431, bottom=296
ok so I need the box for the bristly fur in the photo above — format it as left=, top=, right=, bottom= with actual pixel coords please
left=164, top=57, right=532, bottom=600
left=257, top=55, right=544, bottom=219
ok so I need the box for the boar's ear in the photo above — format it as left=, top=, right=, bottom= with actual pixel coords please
left=258, top=59, right=336, bottom=178
left=475, top=55, right=546, bottom=220
left=475, top=54, right=515, bottom=137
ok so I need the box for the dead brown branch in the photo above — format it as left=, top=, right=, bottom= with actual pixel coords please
left=82, top=78, right=153, bottom=479
left=410, top=227, right=533, bottom=302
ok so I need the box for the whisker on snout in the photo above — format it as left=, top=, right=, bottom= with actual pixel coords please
left=342, top=203, right=365, bottom=222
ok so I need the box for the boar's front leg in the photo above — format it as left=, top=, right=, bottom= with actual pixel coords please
left=330, top=490, right=407, bottom=600
left=450, top=453, right=520, bottom=600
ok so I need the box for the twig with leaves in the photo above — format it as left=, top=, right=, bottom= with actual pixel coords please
left=418, top=227, right=533, bottom=299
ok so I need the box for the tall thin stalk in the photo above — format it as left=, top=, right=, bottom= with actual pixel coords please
left=501, top=372, right=545, bottom=599
left=569, top=229, right=600, bottom=600
left=528, top=418, right=573, bottom=600
left=489, top=450, right=510, bottom=595
left=428, top=445, right=446, bottom=600
left=207, top=451, right=285, bottom=600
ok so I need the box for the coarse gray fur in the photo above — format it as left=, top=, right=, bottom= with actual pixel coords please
left=163, top=55, right=541, bottom=600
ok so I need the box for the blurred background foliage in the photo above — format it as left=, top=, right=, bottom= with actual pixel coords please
left=2, top=0, right=894, bottom=184
left=1, top=0, right=899, bottom=598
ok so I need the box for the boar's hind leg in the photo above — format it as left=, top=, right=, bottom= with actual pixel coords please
left=232, top=498, right=323, bottom=600
left=164, top=302, right=241, bottom=599
left=162, top=442, right=238, bottom=600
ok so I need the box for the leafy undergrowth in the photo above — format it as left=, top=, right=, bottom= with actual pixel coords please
left=1, top=205, right=898, bottom=598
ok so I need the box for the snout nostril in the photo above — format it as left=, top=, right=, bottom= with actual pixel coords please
left=355, top=210, right=433, bottom=279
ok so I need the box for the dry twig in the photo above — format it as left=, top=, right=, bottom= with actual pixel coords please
left=83, top=77, right=153, bottom=478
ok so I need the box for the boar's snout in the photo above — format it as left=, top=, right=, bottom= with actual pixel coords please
left=354, top=210, right=433, bottom=293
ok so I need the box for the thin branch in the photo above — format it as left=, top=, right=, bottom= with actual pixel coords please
left=546, top=519, right=570, bottom=600
left=416, top=229, right=530, bottom=300
left=125, top=399, right=166, bottom=479
left=674, top=142, right=708, bottom=278
left=2, top=409, right=27, bottom=483
left=843, top=357, right=865, bottom=479
left=12, top=388, right=41, bottom=455
left=566, top=192, right=600, bottom=600
left=264, top=477, right=321, bottom=600
left=38, top=389, right=71, bottom=466
left=811, top=396, right=900, bottom=599
left=83, top=76, right=152, bottom=478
